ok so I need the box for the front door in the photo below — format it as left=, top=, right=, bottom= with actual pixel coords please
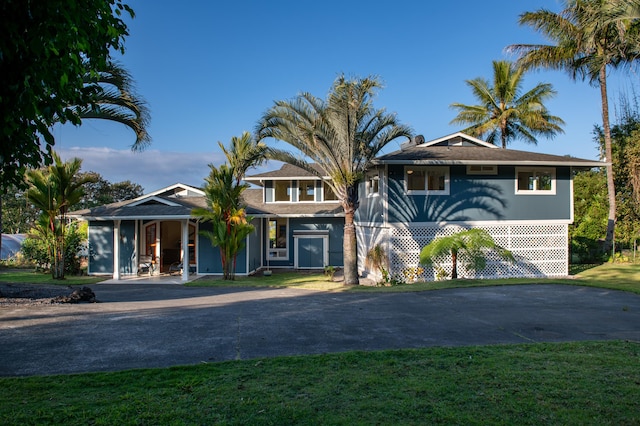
left=294, top=236, right=328, bottom=269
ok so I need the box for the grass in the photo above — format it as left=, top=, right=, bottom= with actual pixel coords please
left=1, top=263, right=640, bottom=423
left=0, top=270, right=107, bottom=286
left=186, top=262, right=640, bottom=295
left=0, top=341, right=638, bottom=425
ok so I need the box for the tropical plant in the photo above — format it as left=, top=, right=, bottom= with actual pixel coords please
left=366, top=244, right=388, bottom=277
left=256, top=75, right=412, bottom=285
left=419, top=228, right=514, bottom=280
left=450, top=60, right=565, bottom=149
left=24, top=152, right=95, bottom=278
left=21, top=219, right=86, bottom=274
left=219, top=131, right=268, bottom=185
left=507, top=0, right=640, bottom=251
left=193, top=134, right=267, bottom=280
left=74, top=61, right=151, bottom=151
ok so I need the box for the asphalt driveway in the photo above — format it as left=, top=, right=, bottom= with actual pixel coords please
left=1, top=284, right=639, bottom=376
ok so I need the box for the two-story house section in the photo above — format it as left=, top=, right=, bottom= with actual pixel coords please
left=71, top=132, right=604, bottom=282
left=243, top=163, right=344, bottom=270
left=356, top=132, right=603, bottom=280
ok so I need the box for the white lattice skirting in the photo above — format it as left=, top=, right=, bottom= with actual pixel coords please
left=357, top=223, right=568, bottom=281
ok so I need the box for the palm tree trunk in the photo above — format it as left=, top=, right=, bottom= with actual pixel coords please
left=343, top=209, right=359, bottom=285
left=451, top=250, right=458, bottom=279
left=600, top=66, right=616, bottom=254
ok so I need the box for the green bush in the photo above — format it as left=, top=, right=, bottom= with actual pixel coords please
left=21, top=222, right=87, bottom=275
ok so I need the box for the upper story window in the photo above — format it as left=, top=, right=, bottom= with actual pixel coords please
left=323, top=182, right=338, bottom=201
left=405, top=166, right=449, bottom=195
left=366, top=172, right=380, bottom=197
left=515, top=167, right=556, bottom=194
left=298, top=180, right=315, bottom=202
left=274, top=180, right=291, bottom=202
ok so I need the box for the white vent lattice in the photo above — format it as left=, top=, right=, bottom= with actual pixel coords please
left=359, top=223, right=568, bottom=281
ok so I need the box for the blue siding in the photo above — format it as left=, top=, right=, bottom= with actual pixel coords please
left=355, top=180, right=384, bottom=224
left=247, top=219, right=261, bottom=273
left=196, top=221, right=248, bottom=274
left=386, top=165, right=572, bottom=223
left=291, top=218, right=344, bottom=267
left=119, top=221, right=136, bottom=274
left=88, top=221, right=114, bottom=274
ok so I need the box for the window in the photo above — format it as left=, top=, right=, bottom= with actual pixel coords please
left=467, top=165, right=497, bottom=175
left=274, top=181, right=291, bottom=202
left=298, top=180, right=315, bottom=202
left=268, top=218, right=288, bottom=259
left=366, top=172, right=380, bottom=197
left=405, top=166, right=449, bottom=194
left=323, top=182, right=338, bottom=201
left=515, top=168, right=555, bottom=194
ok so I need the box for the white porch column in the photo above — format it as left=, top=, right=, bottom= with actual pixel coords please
left=113, top=220, right=121, bottom=280
left=181, top=219, right=189, bottom=282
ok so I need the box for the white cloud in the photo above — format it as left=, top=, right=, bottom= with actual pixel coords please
left=58, top=147, right=281, bottom=193
left=58, top=147, right=225, bottom=192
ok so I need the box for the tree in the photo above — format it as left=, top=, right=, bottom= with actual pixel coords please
left=74, top=61, right=151, bottom=151
left=0, top=0, right=134, bottom=189
left=419, top=229, right=514, bottom=280
left=74, top=172, right=143, bottom=210
left=193, top=134, right=267, bottom=280
left=25, top=152, right=94, bottom=278
left=450, top=60, right=565, bottom=149
left=507, top=0, right=640, bottom=251
left=219, top=131, right=268, bottom=185
left=256, top=75, right=412, bottom=285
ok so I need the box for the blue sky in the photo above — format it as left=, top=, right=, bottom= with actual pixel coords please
left=54, top=0, right=636, bottom=192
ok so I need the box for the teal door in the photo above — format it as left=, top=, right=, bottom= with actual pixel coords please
left=297, top=237, right=325, bottom=268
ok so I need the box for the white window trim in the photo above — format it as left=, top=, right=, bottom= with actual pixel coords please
left=515, top=167, right=556, bottom=195
left=267, top=218, right=289, bottom=260
left=405, top=166, right=450, bottom=195
left=467, top=165, right=497, bottom=175
left=366, top=171, right=380, bottom=198
left=322, top=181, right=339, bottom=202
left=297, top=179, right=317, bottom=203
left=271, top=180, right=292, bottom=203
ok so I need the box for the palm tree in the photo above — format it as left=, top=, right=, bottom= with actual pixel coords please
left=0, top=61, right=149, bottom=262
left=193, top=134, right=267, bottom=280
left=419, top=229, right=514, bottom=280
left=450, top=60, right=565, bottom=149
left=507, top=0, right=640, bottom=251
left=25, top=152, right=94, bottom=278
left=75, top=60, right=151, bottom=151
left=219, top=131, right=268, bottom=185
left=256, top=75, right=412, bottom=285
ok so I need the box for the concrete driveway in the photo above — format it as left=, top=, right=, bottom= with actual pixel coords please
left=1, top=284, right=639, bottom=376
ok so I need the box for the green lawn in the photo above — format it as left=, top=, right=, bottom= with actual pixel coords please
left=0, top=341, right=638, bottom=425
left=1, top=263, right=639, bottom=424
left=0, top=270, right=106, bottom=286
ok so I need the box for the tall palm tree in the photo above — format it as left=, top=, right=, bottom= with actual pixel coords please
left=450, top=60, right=565, bottom=149
left=256, top=75, right=412, bottom=285
left=75, top=61, right=151, bottom=151
left=25, top=152, right=94, bottom=278
left=507, top=0, right=640, bottom=251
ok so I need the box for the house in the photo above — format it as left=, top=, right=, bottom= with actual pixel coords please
left=356, top=132, right=602, bottom=280
left=71, top=132, right=603, bottom=282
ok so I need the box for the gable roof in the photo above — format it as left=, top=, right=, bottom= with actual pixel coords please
left=376, top=132, right=605, bottom=167
left=68, top=183, right=207, bottom=220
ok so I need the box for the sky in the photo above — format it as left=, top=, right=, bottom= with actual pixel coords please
left=54, top=0, right=638, bottom=192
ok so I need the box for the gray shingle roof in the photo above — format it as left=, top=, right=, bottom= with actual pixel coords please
left=246, top=163, right=327, bottom=180
left=375, top=145, right=603, bottom=167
